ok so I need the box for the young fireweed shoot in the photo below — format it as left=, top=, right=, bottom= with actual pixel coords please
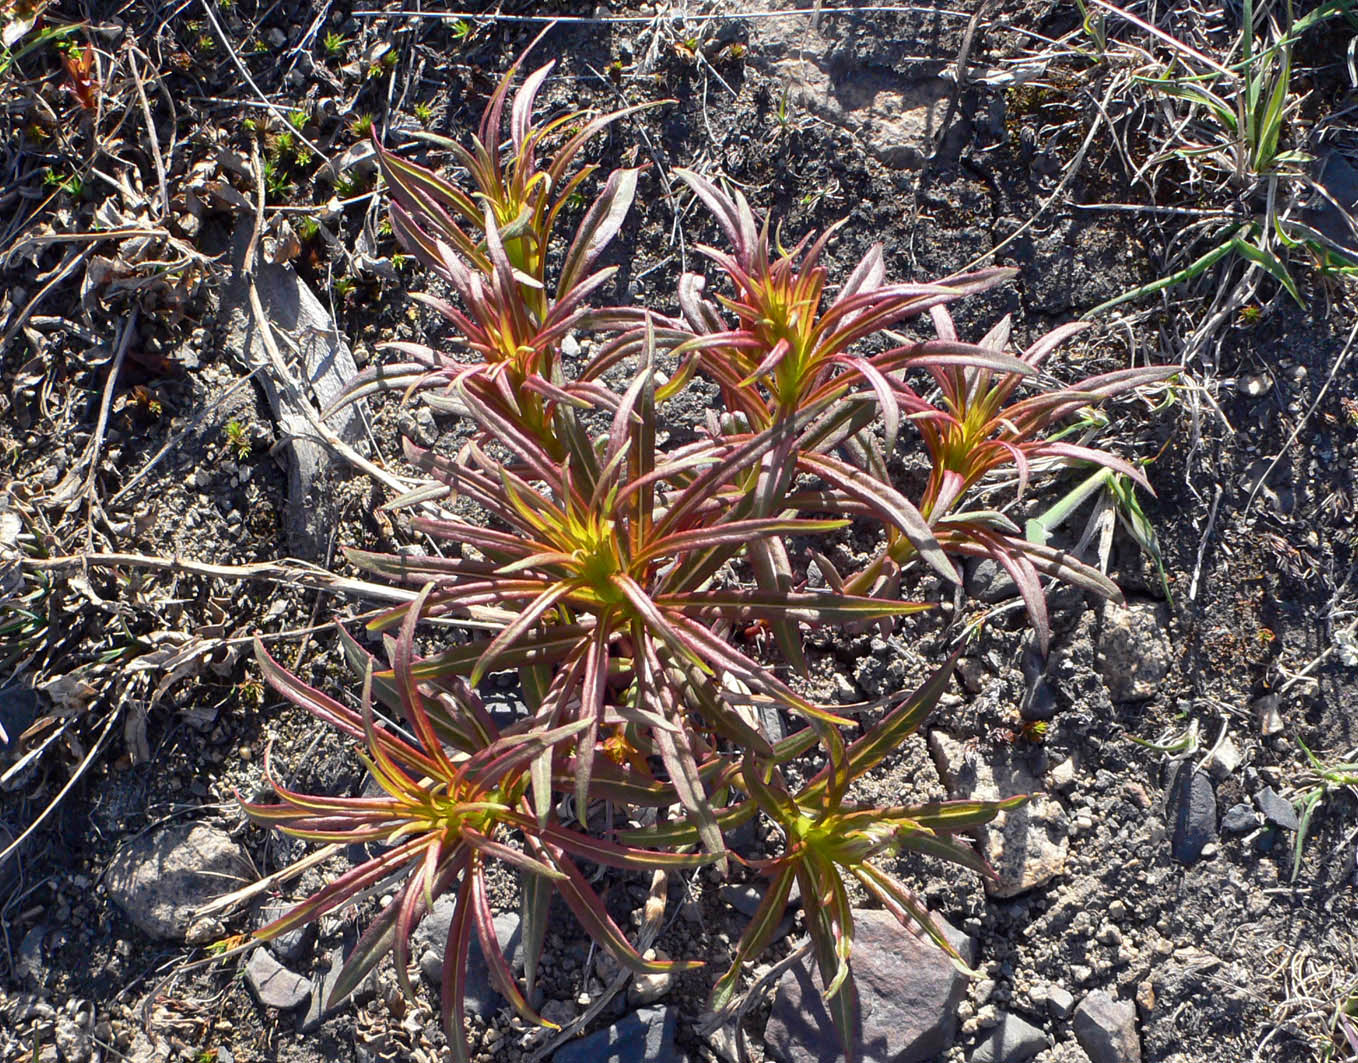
left=240, top=593, right=710, bottom=1063
left=346, top=350, right=929, bottom=854
left=626, top=653, right=1024, bottom=1059
left=331, top=34, right=665, bottom=423
left=843, top=306, right=1173, bottom=651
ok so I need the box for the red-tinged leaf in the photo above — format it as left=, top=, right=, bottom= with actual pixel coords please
left=439, top=873, right=476, bottom=1062
left=394, top=583, right=460, bottom=781
left=874, top=339, right=1035, bottom=378
left=801, top=653, right=960, bottom=805
left=1021, top=320, right=1088, bottom=368
left=886, top=795, right=1027, bottom=831
left=710, top=864, right=798, bottom=1010
left=469, top=859, right=546, bottom=1027
left=256, top=835, right=433, bottom=943
left=798, top=451, right=957, bottom=584
left=536, top=840, right=701, bottom=976
left=1038, top=442, right=1154, bottom=493
left=635, top=518, right=848, bottom=565
left=892, top=829, right=993, bottom=877
left=558, top=167, right=639, bottom=298
left=538, top=823, right=716, bottom=870
left=470, top=580, right=579, bottom=686
left=510, top=62, right=555, bottom=153
left=461, top=827, right=567, bottom=881
left=836, top=354, right=900, bottom=454
left=675, top=168, right=749, bottom=260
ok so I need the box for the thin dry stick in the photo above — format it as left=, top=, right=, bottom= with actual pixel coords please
left=960, top=78, right=1116, bottom=276
left=0, top=244, right=94, bottom=353
left=352, top=6, right=972, bottom=23
left=22, top=551, right=415, bottom=602
left=198, top=0, right=334, bottom=167
left=1243, top=315, right=1358, bottom=517
left=127, top=49, right=170, bottom=220
left=246, top=276, right=417, bottom=499
left=0, top=694, right=125, bottom=870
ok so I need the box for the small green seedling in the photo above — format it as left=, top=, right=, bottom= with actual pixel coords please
left=225, top=420, right=251, bottom=460
left=1291, top=739, right=1358, bottom=882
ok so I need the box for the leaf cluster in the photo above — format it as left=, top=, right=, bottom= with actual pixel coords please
left=242, top=44, right=1171, bottom=1062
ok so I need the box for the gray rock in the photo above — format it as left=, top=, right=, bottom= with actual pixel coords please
left=930, top=732, right=1068, bottom=898
left=245, top=948, right=311, bottom=1010
left=16, top=925, right=45, bottom=983
left=764, top=908, right=972, bottom=1063
left=257, top=902, right=315, bottom=966
left=104, top=823, right=254, bottom=941
left=1096, top=601, right=1171, bottom=702
left=301, top=945, right=346, bottom=1033
left=54, top=1009, right=94, bottom=1063
left=1253, top=694, right=1284, bottom=736
left=552, top=1006, right=676, bottom=1063
left=1072, top=991, right=1141, bottom=1063
left=1220, top=803, right=1257, bottom=833
left=1032, top=983, right=1076, bottom=1020
left=971, top=1012, right=1049, bottom=1063
left=416, top=900, right=521, bottom=1020
left=967, top=558, right=1018, bottom=603
left=1255, top=787, right=1299, bottom=831
left=1165, top=763, right=1217, bottom=864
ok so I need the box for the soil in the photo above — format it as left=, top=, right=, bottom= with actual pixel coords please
left=2, top=2, right=1357, bottom=1063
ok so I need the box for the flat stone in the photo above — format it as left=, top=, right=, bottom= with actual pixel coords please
left=1031, top=983, right=1076, bottom=1020
left=301, top=946, right=345, bottom=1033
left=257, top=902, right=316, bottom=966
left=764, top=908, right=972, bottom=1063
left=1220, top=803, right=1257, bottom=833
left=1165, top=763, right=1217, bottom=864
left=971, top=1012, right=1048, bottom=1063
left=1096, top=601, right=1172, bottom=702
left=245, top=947, right=311, bottom=1010
left=967, top=558, right=1018, bottom=604
left=1202, top=735, right=1242, bottom=780
left=930, top=732, right=1068, bottom=898
left=416, top=900, right=521, bottom=1020
left=747, top=13, right=951, bottom=169
left=552, top=1006, right=676, bottom=1063
left=1072, top=991, right=1141, bottom=1063
left=105, top=823, right=254, bottom=941
left=1255, top=787, right=1299, bottom=831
